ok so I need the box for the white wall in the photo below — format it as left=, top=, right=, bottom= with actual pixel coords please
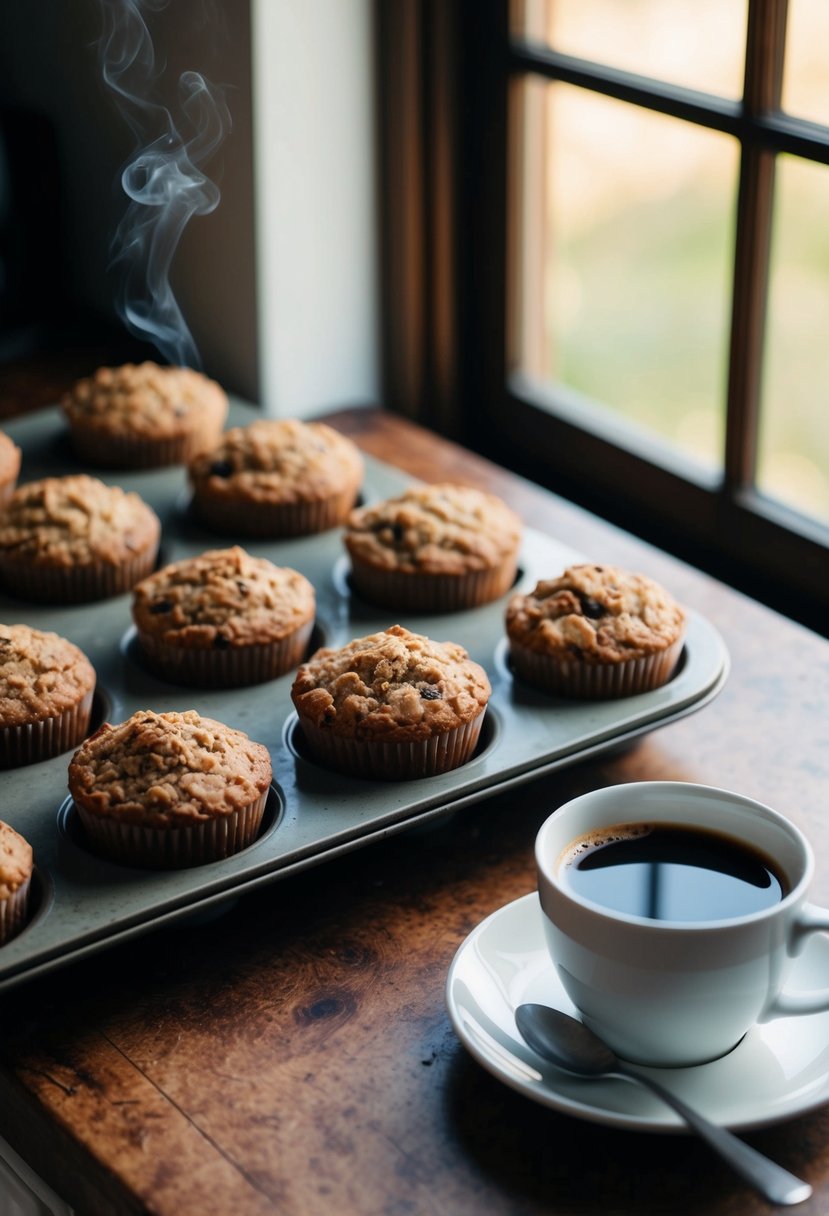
left=251, top=0, right=379, bottom=417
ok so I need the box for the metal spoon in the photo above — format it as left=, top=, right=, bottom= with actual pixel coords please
left=515, top=1003, right=811, bottom=1207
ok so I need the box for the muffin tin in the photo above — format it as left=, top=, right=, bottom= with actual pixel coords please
left=0, top=402, right=729, bottom=991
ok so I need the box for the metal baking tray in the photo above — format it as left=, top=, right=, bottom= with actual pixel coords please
left=0, top=402, right=729, bottom=990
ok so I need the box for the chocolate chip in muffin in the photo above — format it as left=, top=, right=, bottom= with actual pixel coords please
left=420, top=686, right=442, bottom=700
left=577, top=593, right=606, bottom=619
left=210, top=459, right=233, bottom=478
left=150, top=599, right=174, bottom=614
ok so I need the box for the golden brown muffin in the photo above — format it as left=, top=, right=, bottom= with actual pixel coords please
left=290, top=624, right=491, bottom=780
left=343, top=483, right=522, bottom=612
left=0, top=821, right=33, bottom=945
left=61, top=362, right=228, bottom=468
left=0, top=475, right=160, bottom=603
left=131, top=546, right=315, bottom=687
left=0, top=431, right=21, bottom=506
left=188, top=418, right=363, bottom=537
left=68, top=709, right=272, bottom=868
left=0, top=624, right=96, bottom=767
left=505, top=563, right=686, bottom=699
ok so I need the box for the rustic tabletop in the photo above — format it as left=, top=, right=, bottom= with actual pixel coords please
left=0, top=400, right=828, bottom=1216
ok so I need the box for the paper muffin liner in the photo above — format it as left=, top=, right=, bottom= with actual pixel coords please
left=0, top=543, right=160, bottom=604
left=75, top=788, right=269, bottom=869
left=135, top=618, right=315, bottom=688
left=296, top=713, right=485, bottom=781
left=348, top=556, right=519, bottom=613
left=70, top=423, right=225, bottom=470
left=0, top=876, right=31, bottom=947
left=0, top=690, right=94, bottom=768
left=509, top=636, right=685, bottom=699
left=193, top=482, right=360, bottom=538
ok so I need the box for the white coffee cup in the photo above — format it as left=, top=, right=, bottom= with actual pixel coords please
left=535, top=781, right=829, bottom=1067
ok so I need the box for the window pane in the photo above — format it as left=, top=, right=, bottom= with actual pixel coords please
left=513, top=80, right=737, bottom=473
left=513, top=0, right=747, bottom=99
left=757, top=156, right=829, bottom=525
left=781, top=0, right=829, bottom=127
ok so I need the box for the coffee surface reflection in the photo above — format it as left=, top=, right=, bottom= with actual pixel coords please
left=559, top=823, right=788, bottom=922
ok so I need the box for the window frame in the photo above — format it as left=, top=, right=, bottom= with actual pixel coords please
left=377, top=0, right=829, bottom=635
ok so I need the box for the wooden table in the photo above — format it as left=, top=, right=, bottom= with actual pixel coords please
left=1, top=405, right=828, bottom=1216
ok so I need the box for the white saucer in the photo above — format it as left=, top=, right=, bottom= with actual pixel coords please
left=446, top=892, right=829, bottom=1133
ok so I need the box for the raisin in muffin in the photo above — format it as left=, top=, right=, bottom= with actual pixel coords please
left=505, top=563, right=686, bottom=699
left=290, top=624, right=491, bottom=780
left=68, top=709, right=272, bottom=868
left=343, top=483, right=523, bottom=612
left=0, top=430, right=21, bottom=506
left=132, top=546, right=315, bottom=687
left=0, top=821, right=33, bottom=946
left=61, top=362, right=228, bottom=468
left=188, top=418, right=363, bottom=537
left=0, top=475, right=160, bottom=603
left=0, top=624, right=96, bottom=767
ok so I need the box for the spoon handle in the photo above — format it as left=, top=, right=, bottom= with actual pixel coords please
left=620, top=1066, right=811, bottom=1207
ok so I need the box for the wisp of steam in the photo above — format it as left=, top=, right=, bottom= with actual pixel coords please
left=97, top=0, right=231, bottom=369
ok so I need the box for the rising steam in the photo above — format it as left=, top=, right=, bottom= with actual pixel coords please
left=97, top=0, right=230, bottom=369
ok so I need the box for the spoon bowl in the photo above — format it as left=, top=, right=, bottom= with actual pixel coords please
left=516, top=1004, right=617, bottom=1077
left=515, top=1003, right=811, bottom=1208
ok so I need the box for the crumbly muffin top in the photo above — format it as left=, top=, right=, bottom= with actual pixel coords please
left=506, top=564, right=686, bottom=664
left=68, top=709, right=272, bottom=827
left=61, top=362, right=228, bottom=439
left=188, top=419, right=364, bottom=505
left=291, top=624, right=491, bottom=742
left=0, top=624, right=96, bottom=727
left=0, top=821, right=33, bottom=900
left=344, top=483, right=523, bottom=575
left=0, top=431, right=21, bottom=483
left=132, top=547, right=315, bottom=648
left=0, top=475, right=160, bottom=567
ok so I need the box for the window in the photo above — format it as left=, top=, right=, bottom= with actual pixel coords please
left=378, top=0, right=829, bottom=635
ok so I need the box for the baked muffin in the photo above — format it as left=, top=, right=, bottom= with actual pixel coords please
left=505, top=563, right=686, bottom=699
left=343, top=483, right=523, bottom=612
left=0, top=475, right=161, bottom=603
left=290, top=623, right=491, bottom=780
left=61, top=362, right=228, bottom=468
left=0, top=624, right=96, bottom=767
left=131, top=546, right=316, bottom=687
left=68, top=709, right=272, bottom=868
left=0, top=821, right=33, bottom=946
left=0, top=430, right=21, bottom=506
left=188, top=418, right=363, bottom=537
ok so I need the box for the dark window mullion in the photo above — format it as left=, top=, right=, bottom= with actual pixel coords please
left=724, top=0, right=788, bottom=491
left=725, top=147, right=776, bottom=489
left=511, top=35, right=829, bottom=164
left=743, top=0, right=788, bottom=109
left=508, top=40, right=742, bottom=136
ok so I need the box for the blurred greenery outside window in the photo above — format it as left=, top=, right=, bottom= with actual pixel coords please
left=511, top=0, right=829, bottom=529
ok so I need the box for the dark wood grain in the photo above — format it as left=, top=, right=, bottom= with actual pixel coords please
left=1, top=405, right=828, bottom=1216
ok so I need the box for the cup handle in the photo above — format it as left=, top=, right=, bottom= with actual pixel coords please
left=763, top=903, right=829, bottom=1019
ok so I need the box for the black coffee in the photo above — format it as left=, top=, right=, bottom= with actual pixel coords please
left=560, top=823, right=788, bottom=921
